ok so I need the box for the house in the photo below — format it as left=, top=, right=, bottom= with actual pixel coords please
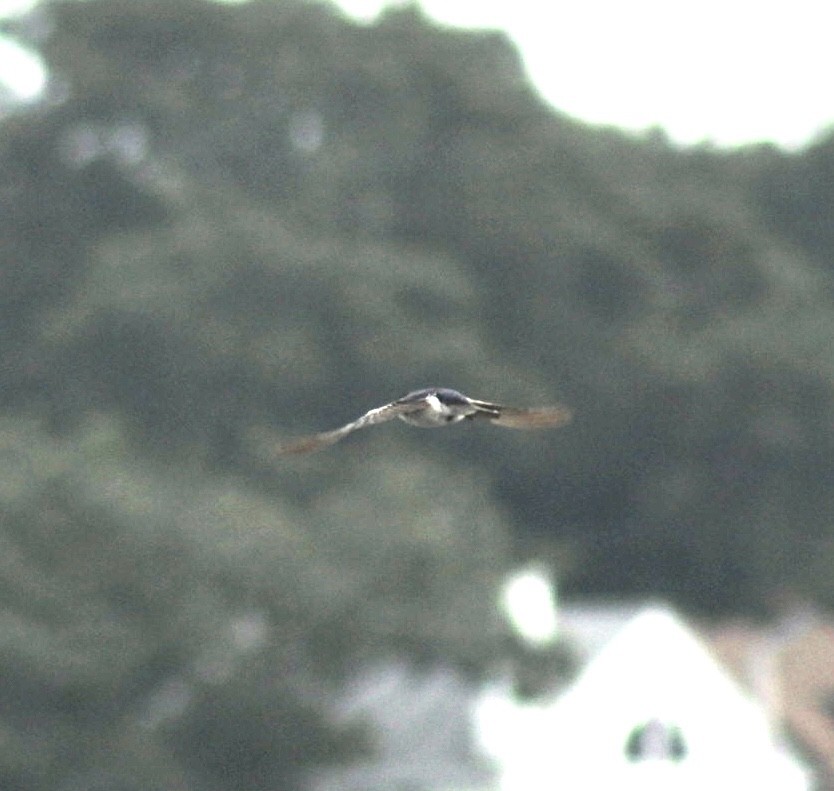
left=308, top=599, right=813, bottom=791
left=710, top=610, right=834, bottom=789
left=475, top=603, right=812, bottom=790
left=307, top=658, right=492, bottom=791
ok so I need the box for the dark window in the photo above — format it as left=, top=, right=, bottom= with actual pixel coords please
left=625, top=719, right=687, bottom=762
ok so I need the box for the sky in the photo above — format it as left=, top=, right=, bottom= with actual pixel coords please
left=1, top=0, right=832, bottom=149
left=337, top=0, right=834, bottom=149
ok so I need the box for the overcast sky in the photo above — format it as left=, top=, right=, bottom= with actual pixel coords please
left=1, top=0, right=831, bottom=149
left=337, top=0, right=834, bottom=149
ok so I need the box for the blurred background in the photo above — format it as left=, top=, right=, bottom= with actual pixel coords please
left=1, top=0, right=833, bottom=789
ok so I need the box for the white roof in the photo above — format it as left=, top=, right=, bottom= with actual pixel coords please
left=476, top=604, right=811, bottom=791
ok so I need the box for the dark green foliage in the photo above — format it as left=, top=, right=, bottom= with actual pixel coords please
left=2, top=0, right=834, bottom=788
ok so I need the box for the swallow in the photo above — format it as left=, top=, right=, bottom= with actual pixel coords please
left=277, top=387, right=572, bottom=453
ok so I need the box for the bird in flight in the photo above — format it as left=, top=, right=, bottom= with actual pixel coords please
left=276, top=387, right=572, bottom=454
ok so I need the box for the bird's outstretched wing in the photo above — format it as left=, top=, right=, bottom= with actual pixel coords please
left=275, top=400, right=425, bottom=454
left=468, top=399, right=573, bottom=429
